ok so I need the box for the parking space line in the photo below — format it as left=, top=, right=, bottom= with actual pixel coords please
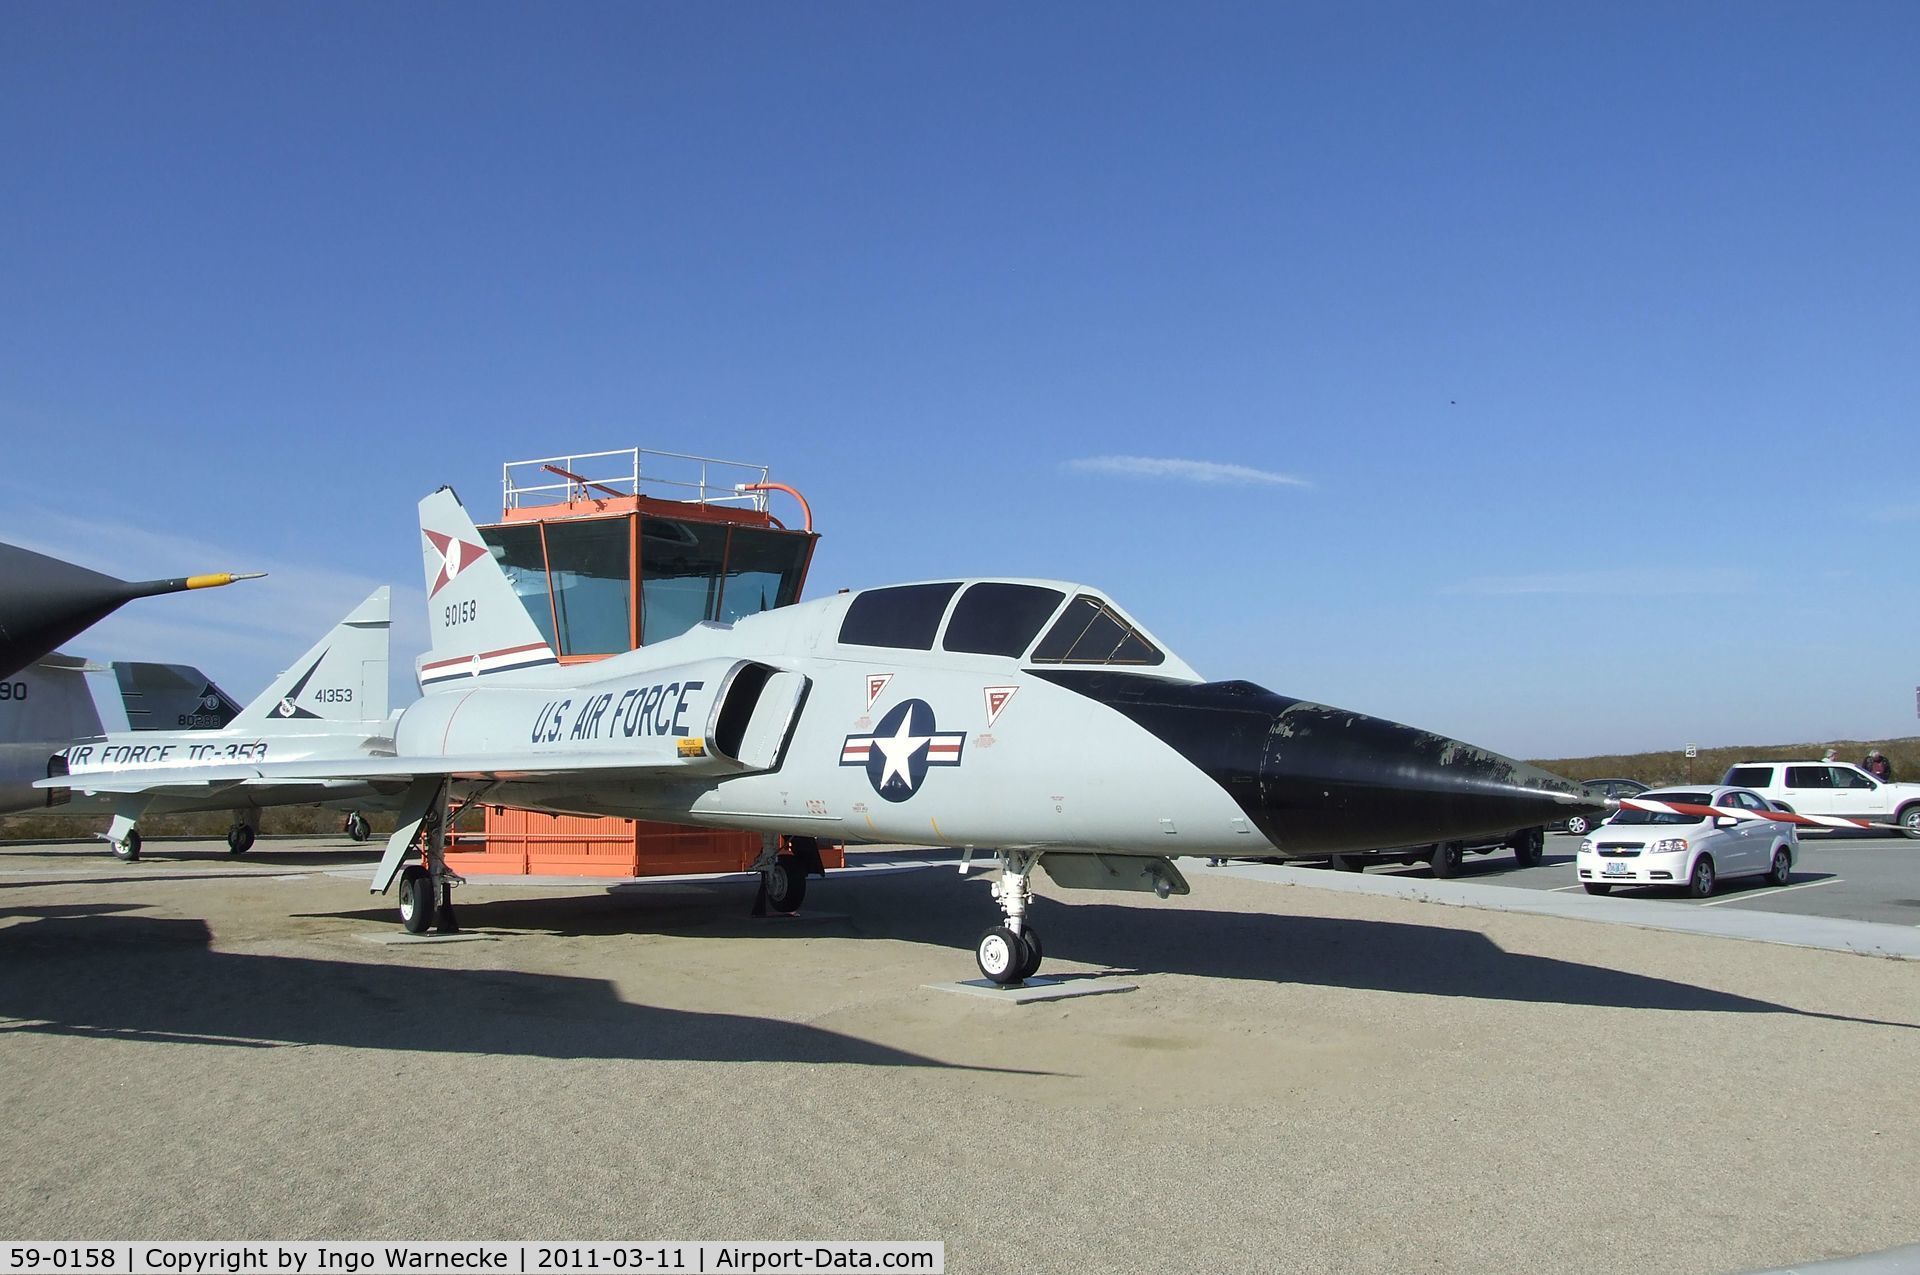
left=1699, top=878, right=1841, bottom=907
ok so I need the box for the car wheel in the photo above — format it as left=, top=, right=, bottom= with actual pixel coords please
left=1583, top=882, right=1612, bottom=896
left=1900, top=805, right=1920, bottom=841
left=1767, top=847, right=1791, bottom=886
left=1566, top=815, right=1590, bottom=836
left=1687, top=855, right=1716, bottom=898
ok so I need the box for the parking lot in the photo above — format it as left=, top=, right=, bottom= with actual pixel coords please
left=1319, top=832, right=1920, bottom=927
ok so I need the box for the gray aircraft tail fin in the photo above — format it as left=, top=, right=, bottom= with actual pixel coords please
left=414, top=487, right=557, bottom=693
left=0, top=654, right=121, bottom=746
left=229, top=587, right=391, bottom=730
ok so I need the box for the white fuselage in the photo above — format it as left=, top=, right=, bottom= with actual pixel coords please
left=406, top=597, right=1266, bottom=856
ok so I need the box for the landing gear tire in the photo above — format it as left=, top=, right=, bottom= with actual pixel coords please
left=976, top=926, right=1025, bottom=985
left=226, top=823, right=256, bottom=855
left=1016, top=926, right=1044, bottom=981
left=1583, top=882, right=1612, bottom=895
left=1331, top=854, right=1365, bottom=873
left=1767, top=848, right=1792, bottom=887
left=764, top=858, right=807, bottom=914
left=1429, top=841, right=1463, bottom=879
left=1512, top=828, right=1545, bottom=867
left=112, top=830, right=142, bottom=862
left=1566, top=815, right=1591, bottom=836
left=1687, top=855, right=1716, bottom=899
left=345, top=812, right=371, bottom=842
left=399, top=865, right=435, bottom=934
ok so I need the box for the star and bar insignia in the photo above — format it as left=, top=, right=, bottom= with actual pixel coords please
left=841, top=698, right=965, bottom=802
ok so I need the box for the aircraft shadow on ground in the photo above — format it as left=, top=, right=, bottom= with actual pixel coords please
left=0, top=848, right=378, bottom=878
left=315, top=869, right=1919, bottom=1032
left=0, top=904, right=1041, bottom=1074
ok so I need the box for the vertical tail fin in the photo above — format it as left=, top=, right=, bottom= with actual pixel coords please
left=0, top=654, right=121, bottom=745
left=415, top=487, right=557, bottom=692
left=230, top=587, right=391, bottom=729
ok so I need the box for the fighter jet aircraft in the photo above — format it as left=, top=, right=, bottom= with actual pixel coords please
left=0, top=540, right=262, bottom=678
left=54, top=490, right=1601, bottom=980
left=0, top=654, right=239, bottom=815
left=41, top=587, right=397, bottom=859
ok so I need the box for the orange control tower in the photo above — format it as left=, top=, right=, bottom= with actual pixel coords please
left=442, top=447, right=840, bottom=878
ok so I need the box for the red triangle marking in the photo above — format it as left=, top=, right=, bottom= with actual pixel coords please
left=866, top=673, right=893, bottom=709
left=425, top=529, right=487, bottom=597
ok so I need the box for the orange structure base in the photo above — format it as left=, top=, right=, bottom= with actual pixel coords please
left=446, top=807, right=843, bottom=878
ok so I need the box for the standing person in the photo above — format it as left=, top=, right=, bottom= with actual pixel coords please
left=1823, top=747, right=1840, bottom=762
left=1863, top=749, right=1894, bottom=781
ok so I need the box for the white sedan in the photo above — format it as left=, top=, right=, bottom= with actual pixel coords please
left=1576, top=785, right=1797, bottom=898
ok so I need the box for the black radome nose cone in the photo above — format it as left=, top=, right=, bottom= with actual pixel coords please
left=1030, top=670, right=1600, bottom=856
left=1251, top=698, right=1594, bottom=854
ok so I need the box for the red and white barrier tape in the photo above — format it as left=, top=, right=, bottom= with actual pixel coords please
left=1616, top=797, right=1897, bottom=832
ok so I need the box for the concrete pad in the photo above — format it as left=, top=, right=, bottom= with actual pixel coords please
left=924, top=975, right=1138, bottom=1003
left=1748, top=1243, right=1920, bottom=1273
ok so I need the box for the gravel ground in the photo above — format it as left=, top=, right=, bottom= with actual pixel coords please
left=1, top=839, right=1915, bottom=1274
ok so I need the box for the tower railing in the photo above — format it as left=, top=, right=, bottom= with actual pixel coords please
left=502, top=447, right=771, bottom=513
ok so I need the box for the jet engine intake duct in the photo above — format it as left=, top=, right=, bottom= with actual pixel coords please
left=1031, top=670, right=1599, bottom=856
left=713, top=661, right=775, bottom=761
left=711, top=660, right=810, bottom=773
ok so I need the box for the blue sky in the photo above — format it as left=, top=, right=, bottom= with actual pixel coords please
left=3, top=2, right=1915, bottom=759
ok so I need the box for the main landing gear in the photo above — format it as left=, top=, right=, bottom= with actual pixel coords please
left=399, top=863, right=460, bottom=934
left=102, top=812, right=142, bottom=861
left=750, top=834, right=826, bottom=915
left=389, top=790, right=466, bottom=935
left=343, top=811, right=371, bottom=842
left=976, top=851, right=1044, bottom=986
left=226, top=821, right=256, bottom=855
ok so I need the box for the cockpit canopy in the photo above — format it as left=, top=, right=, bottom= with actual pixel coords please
left=836, top=581, right=1167, bottom=668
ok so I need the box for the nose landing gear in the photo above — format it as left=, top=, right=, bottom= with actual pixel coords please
left=976, top=851, right=1044, bottom=985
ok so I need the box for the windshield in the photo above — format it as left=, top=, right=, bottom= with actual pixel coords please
left=1607, top=792, right=1712, bottom=827
left=1029, top=594, right=1164, bottom=666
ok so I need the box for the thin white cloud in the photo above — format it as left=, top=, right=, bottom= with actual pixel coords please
left=1442, top=567, right=1755, bottom=597
left=1064, top=455, right=1312, bottom=488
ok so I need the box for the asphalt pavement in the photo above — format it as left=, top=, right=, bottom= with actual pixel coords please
left=1309, top=832, right=1920, bottom=927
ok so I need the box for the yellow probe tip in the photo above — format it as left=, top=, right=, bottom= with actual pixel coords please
left=184, top=572, right=267, bottom=589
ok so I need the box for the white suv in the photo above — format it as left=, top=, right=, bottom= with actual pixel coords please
left=1719, top=761, right=1920, bottom=838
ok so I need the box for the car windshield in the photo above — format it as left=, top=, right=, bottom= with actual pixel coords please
left=1607, top=792, right=1713, bottom=827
